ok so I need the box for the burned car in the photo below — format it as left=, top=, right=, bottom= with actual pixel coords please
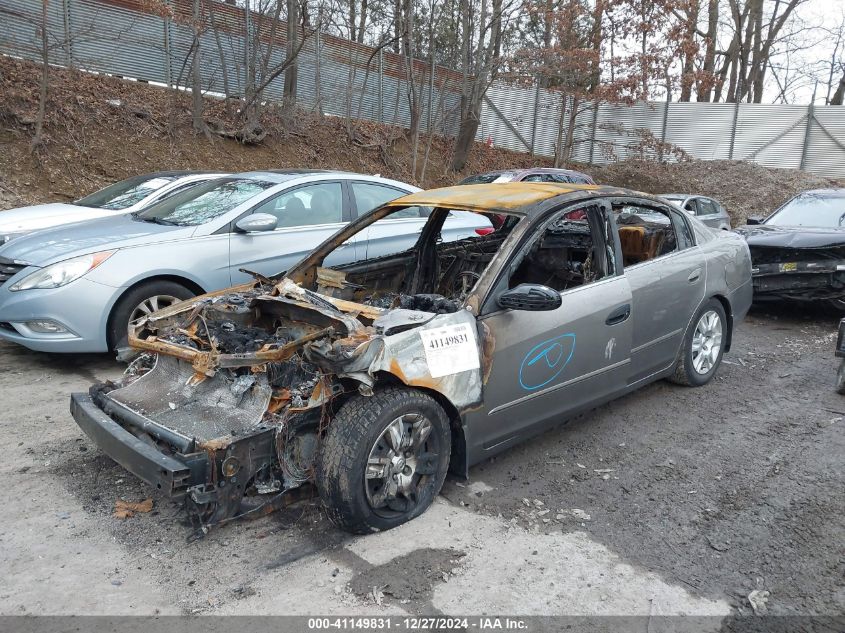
left=71, top=183, right=753, bottom=534
left=737, top=189, right=845, bottom=309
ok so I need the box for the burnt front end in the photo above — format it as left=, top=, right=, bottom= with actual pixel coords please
left=748, top=244, right=845, bottom=303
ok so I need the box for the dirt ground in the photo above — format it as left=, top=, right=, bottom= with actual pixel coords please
left=0, top=303, right=842, bottom=625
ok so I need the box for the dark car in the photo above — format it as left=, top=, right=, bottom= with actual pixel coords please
left=459, top=168, right=595, bottom=185
left=735, top=189, right=845, bottom=309
left=71, top=182, right=751, bottom=535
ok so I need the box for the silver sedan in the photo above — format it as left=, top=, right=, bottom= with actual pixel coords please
left=661, top=194, right=732, bottom=231
left=0, top=170, right=490, bottom=353
left=0, top=171, right=225, bottom=246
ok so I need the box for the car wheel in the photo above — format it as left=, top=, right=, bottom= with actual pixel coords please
left=836, top=361, right=845, bottom=395
left=828, top=298, right=845, bottom=314
left=669, top=298, right=727, bottom=387
left=108, top=280, right=195, bottom=350
left=316, top=387, right=451, bottom=534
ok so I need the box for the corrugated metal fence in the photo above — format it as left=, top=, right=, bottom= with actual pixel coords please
left=2, top=0, right=844, bottom=179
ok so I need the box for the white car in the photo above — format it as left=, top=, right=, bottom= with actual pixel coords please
left=0, top=171, right=226, bottom=246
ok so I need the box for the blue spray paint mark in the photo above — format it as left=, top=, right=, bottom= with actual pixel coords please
left=518, top=333, right=576, bottom=390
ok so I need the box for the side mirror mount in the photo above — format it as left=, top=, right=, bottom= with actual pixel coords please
left=497, top=284, right=562, bottom=312
left=746, top=216, right=763, bottom=225
left=235, top=213, right=277, bottom=233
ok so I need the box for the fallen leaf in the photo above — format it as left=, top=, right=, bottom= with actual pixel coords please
left=114, top=498, right=153, bottom=519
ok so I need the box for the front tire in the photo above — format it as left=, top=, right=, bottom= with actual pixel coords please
left=669, top=298, right=727, bottom=387
left=316, top=387, right=451, bottom=534
left=108, top=280, right=195, bottom=351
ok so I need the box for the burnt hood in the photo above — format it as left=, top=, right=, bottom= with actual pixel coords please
left=735, top=224, right=845, bottom=249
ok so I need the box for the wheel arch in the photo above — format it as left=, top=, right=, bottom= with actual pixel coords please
left=105, top=275, right=206, bottom=347
left=373, top=371, right=468, bottom=478
left=711, top=293, right=734, bottom=352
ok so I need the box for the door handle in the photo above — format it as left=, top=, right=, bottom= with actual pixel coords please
left=606, top=303, right=631, bottom=326
left=688, top=268, right=702, bottom=283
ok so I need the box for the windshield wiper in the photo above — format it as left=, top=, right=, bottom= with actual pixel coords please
left=131, top=213, right=179, bottom=226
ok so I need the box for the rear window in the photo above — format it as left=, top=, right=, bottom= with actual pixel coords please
left=459, top=172, right=515, bottom=185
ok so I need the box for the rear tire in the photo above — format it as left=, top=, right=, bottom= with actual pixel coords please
left=669, top=298, right=727, bottom=387
left=108, top=280, right=195, bottom=351
left=316, top=387, right=451, bottom=534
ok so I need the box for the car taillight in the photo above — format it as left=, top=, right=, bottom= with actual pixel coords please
left=475, top=227, right=495, bottom=236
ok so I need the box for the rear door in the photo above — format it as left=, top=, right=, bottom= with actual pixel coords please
left=613, top=200, right=704, bottom=382
left=228, top=180, right=355, bottom=284
left=464, top=201, right=633, bottom=456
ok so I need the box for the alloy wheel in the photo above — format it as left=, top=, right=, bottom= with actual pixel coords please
left=364, top=413, right=440, bottom=517
left=691, top=309, right=723, bottom=375
left=129, top=294, right=181, bottom=323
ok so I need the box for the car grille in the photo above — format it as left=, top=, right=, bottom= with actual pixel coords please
left=0, top=257, right=26, bottom=287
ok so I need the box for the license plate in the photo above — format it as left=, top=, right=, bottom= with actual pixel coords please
left=780, top=262, right=798, bottom=272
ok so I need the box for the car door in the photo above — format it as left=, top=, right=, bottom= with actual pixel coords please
left=613, top=200, right=704, bottom=382
left=464, top=202, right=633, bottom=456
left=228, top=180, right=356, bottom=285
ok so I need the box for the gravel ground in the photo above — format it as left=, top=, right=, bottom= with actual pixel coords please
left=0, top=304, right=842, bottom=623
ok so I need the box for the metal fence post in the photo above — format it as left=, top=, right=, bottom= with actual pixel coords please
left=529, top=81, right=541, bottom=154
left=377, top=47, right=384, bottom=124
left=800, top=103, right=815, bottom=170
left=163, top=0, right=172, bottom=88
left=588, top=101, right=599, bottom=164
left=62, top=0, right=73, bottom=66
left=315, top=24, right=323, bottom=115
left=728, top=96, right=741, bottom=159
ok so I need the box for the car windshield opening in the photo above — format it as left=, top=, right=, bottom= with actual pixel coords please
left=73, top=174, right=180, bottom=210
left=293, top=206, right=519, bottom=313
left=135, top=178, right=276, bottom=226
left=767, top=192, right=845, bottom=228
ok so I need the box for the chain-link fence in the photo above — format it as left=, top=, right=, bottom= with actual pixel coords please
left=2, top=0, right=845, bottom=178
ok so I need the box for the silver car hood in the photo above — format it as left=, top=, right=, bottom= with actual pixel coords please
left=0, top=202, right=122, bottom=236
left=0, top=214, right=196, bottom=266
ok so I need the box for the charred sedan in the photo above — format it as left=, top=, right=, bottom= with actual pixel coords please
left=736, top=189, right=845, bottom=308
left=71, top=183, right=752, bottom=534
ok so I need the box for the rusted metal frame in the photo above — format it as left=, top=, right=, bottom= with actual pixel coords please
left=216, top=326, right=335, bottom=367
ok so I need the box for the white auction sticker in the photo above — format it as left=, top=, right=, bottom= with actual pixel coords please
left=418, top=322, right=480, bottom=378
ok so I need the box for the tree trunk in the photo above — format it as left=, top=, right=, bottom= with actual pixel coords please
left=357, top=0, right=368, bottom=43
left=698, top=0, right=719, bottom=101
left=679, top=0, right=700, bottom=101
left=832, top=69, right=845, bottom=105
left=450, top=98, right=481, bottom=172
left=32, top=0, right=49, bottom=151
left=191, top=0, right=205, bottom=134
left=283, top=0, right=299, bottom=115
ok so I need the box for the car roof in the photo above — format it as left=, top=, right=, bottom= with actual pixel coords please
left=234, top=169, right=398, bottom=184
left=389, top=182, right=641, bottom=215
left=661, top=193, right=693, bottom=199
left=795, top=188, right=845, bottom=196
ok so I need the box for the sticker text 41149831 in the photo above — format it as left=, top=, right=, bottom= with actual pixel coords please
left=418, top=323, right=480, bottom=378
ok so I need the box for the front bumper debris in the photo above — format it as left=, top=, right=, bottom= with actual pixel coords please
left=71, top=392, right=204, bottom=496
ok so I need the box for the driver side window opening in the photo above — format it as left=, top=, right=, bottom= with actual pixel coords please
left=506, top=204, right=613, bottom=293
left=253, top=182, right=344, bottom=228
left=614, top=203, right=679, bottom=267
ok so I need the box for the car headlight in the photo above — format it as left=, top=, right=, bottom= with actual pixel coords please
left=9, top=251, right=114, bottom=291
